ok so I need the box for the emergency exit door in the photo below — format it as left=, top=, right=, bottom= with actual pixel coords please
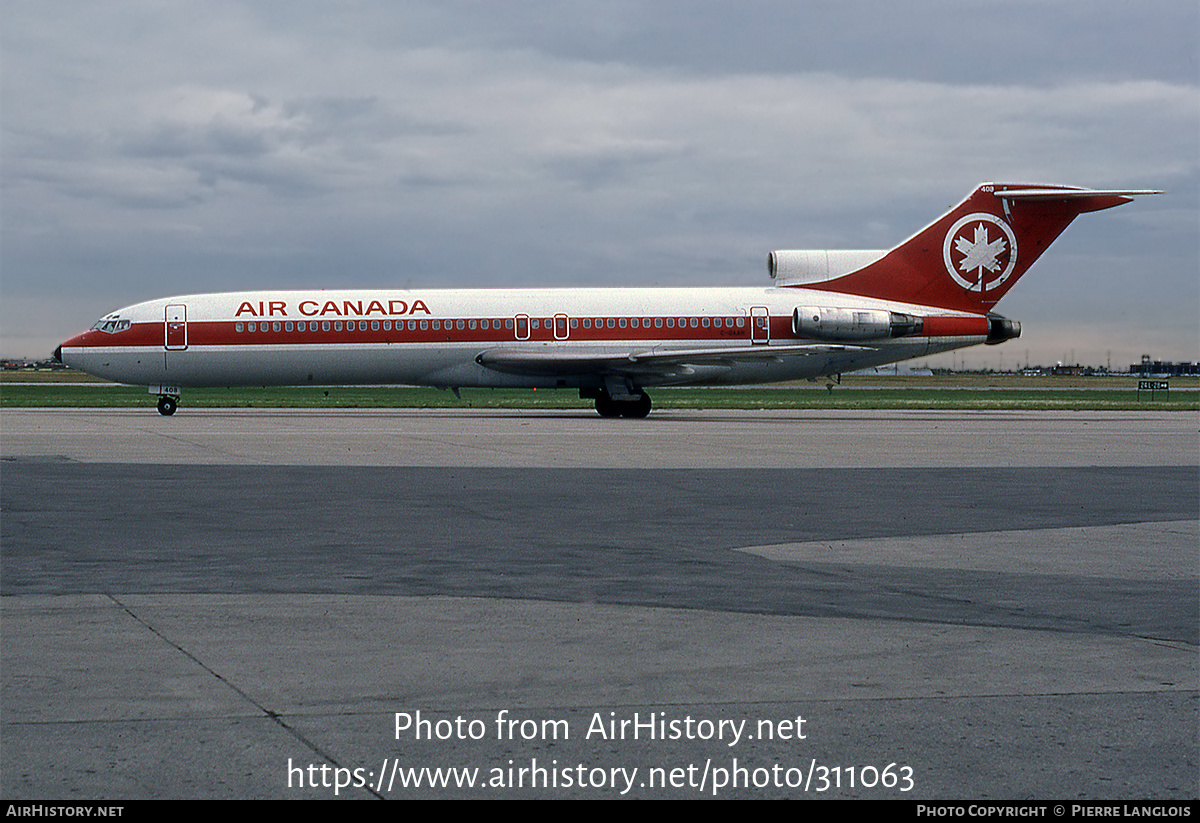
left=165, top=304, right=188, bottom=350
left=751, top=306, right=769, bottom=344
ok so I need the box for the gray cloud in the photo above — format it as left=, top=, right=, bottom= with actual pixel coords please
left=2, top=0, right=1196, bottom=368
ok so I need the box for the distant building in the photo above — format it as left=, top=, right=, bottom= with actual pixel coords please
left=1130, top=355, right=1200, bottom=376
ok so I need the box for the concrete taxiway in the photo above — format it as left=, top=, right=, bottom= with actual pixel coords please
left=1, top=408, right=1197, bottom=798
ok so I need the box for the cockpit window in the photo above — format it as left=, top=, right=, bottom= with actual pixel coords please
left=91, top=319, right=131, bottom=333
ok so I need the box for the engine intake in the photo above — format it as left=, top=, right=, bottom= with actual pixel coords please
left=768, top=250, right=887, bottom=286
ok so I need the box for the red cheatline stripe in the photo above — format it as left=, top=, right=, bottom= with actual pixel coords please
left=65, top=312, right=990, bottom=350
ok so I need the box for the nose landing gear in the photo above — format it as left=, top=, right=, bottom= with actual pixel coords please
left=156, top=395, right=178, bottom=416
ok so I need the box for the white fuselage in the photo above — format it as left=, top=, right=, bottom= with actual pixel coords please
left=59, top=286, right=989, bottom=391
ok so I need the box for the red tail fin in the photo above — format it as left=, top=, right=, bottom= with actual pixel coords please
left=801, top=183, right=1158, bottom=313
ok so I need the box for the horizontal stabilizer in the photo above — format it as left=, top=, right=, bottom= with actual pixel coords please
left=992, top=186, right=1162, bottom=200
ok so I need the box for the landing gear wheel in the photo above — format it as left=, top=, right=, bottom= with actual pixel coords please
left=620, top=391, right=652, bottom=418
left=595, top=391, right=621, bottom=418
left=594, top=390, right=652, bottom=418
left=157, top=396, right=178, bottom=416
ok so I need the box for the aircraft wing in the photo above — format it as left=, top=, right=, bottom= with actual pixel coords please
left=475, top=343, right=871, bottom=379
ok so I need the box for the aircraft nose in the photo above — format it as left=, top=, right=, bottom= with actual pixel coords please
left=53, top=345, right=63, bottom=363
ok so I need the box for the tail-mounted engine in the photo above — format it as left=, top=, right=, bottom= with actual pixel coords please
left=985, top=312, right=1021, bottom=344
left=768, top=250, right=887, bottom=287
left=792, top=307, right=923, bottom=341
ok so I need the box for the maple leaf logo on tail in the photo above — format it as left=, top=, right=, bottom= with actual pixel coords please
left=956, top=224, right=1007, bottom=277
left=942, top=213, right=1018, bottom=292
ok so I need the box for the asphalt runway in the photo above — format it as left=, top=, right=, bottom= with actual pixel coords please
left=1, top=409, right=1197, bottom=799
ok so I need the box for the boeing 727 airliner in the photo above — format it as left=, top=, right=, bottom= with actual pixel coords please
left=56, top=183, right=1157, bottom=417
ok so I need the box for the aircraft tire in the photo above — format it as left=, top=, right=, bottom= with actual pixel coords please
left=620, top=392, right=652, bottom=418
left=157, top=396, right=178, bottom=416
left=595, top=392, right=621, bottom=418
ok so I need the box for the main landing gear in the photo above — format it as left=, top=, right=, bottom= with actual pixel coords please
left=588, top=388, right=652, bottom=418
left=156, top=395, right=178, bottom=416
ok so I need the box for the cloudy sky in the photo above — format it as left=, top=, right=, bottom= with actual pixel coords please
left=3, top=0, right=1197, bottom=368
